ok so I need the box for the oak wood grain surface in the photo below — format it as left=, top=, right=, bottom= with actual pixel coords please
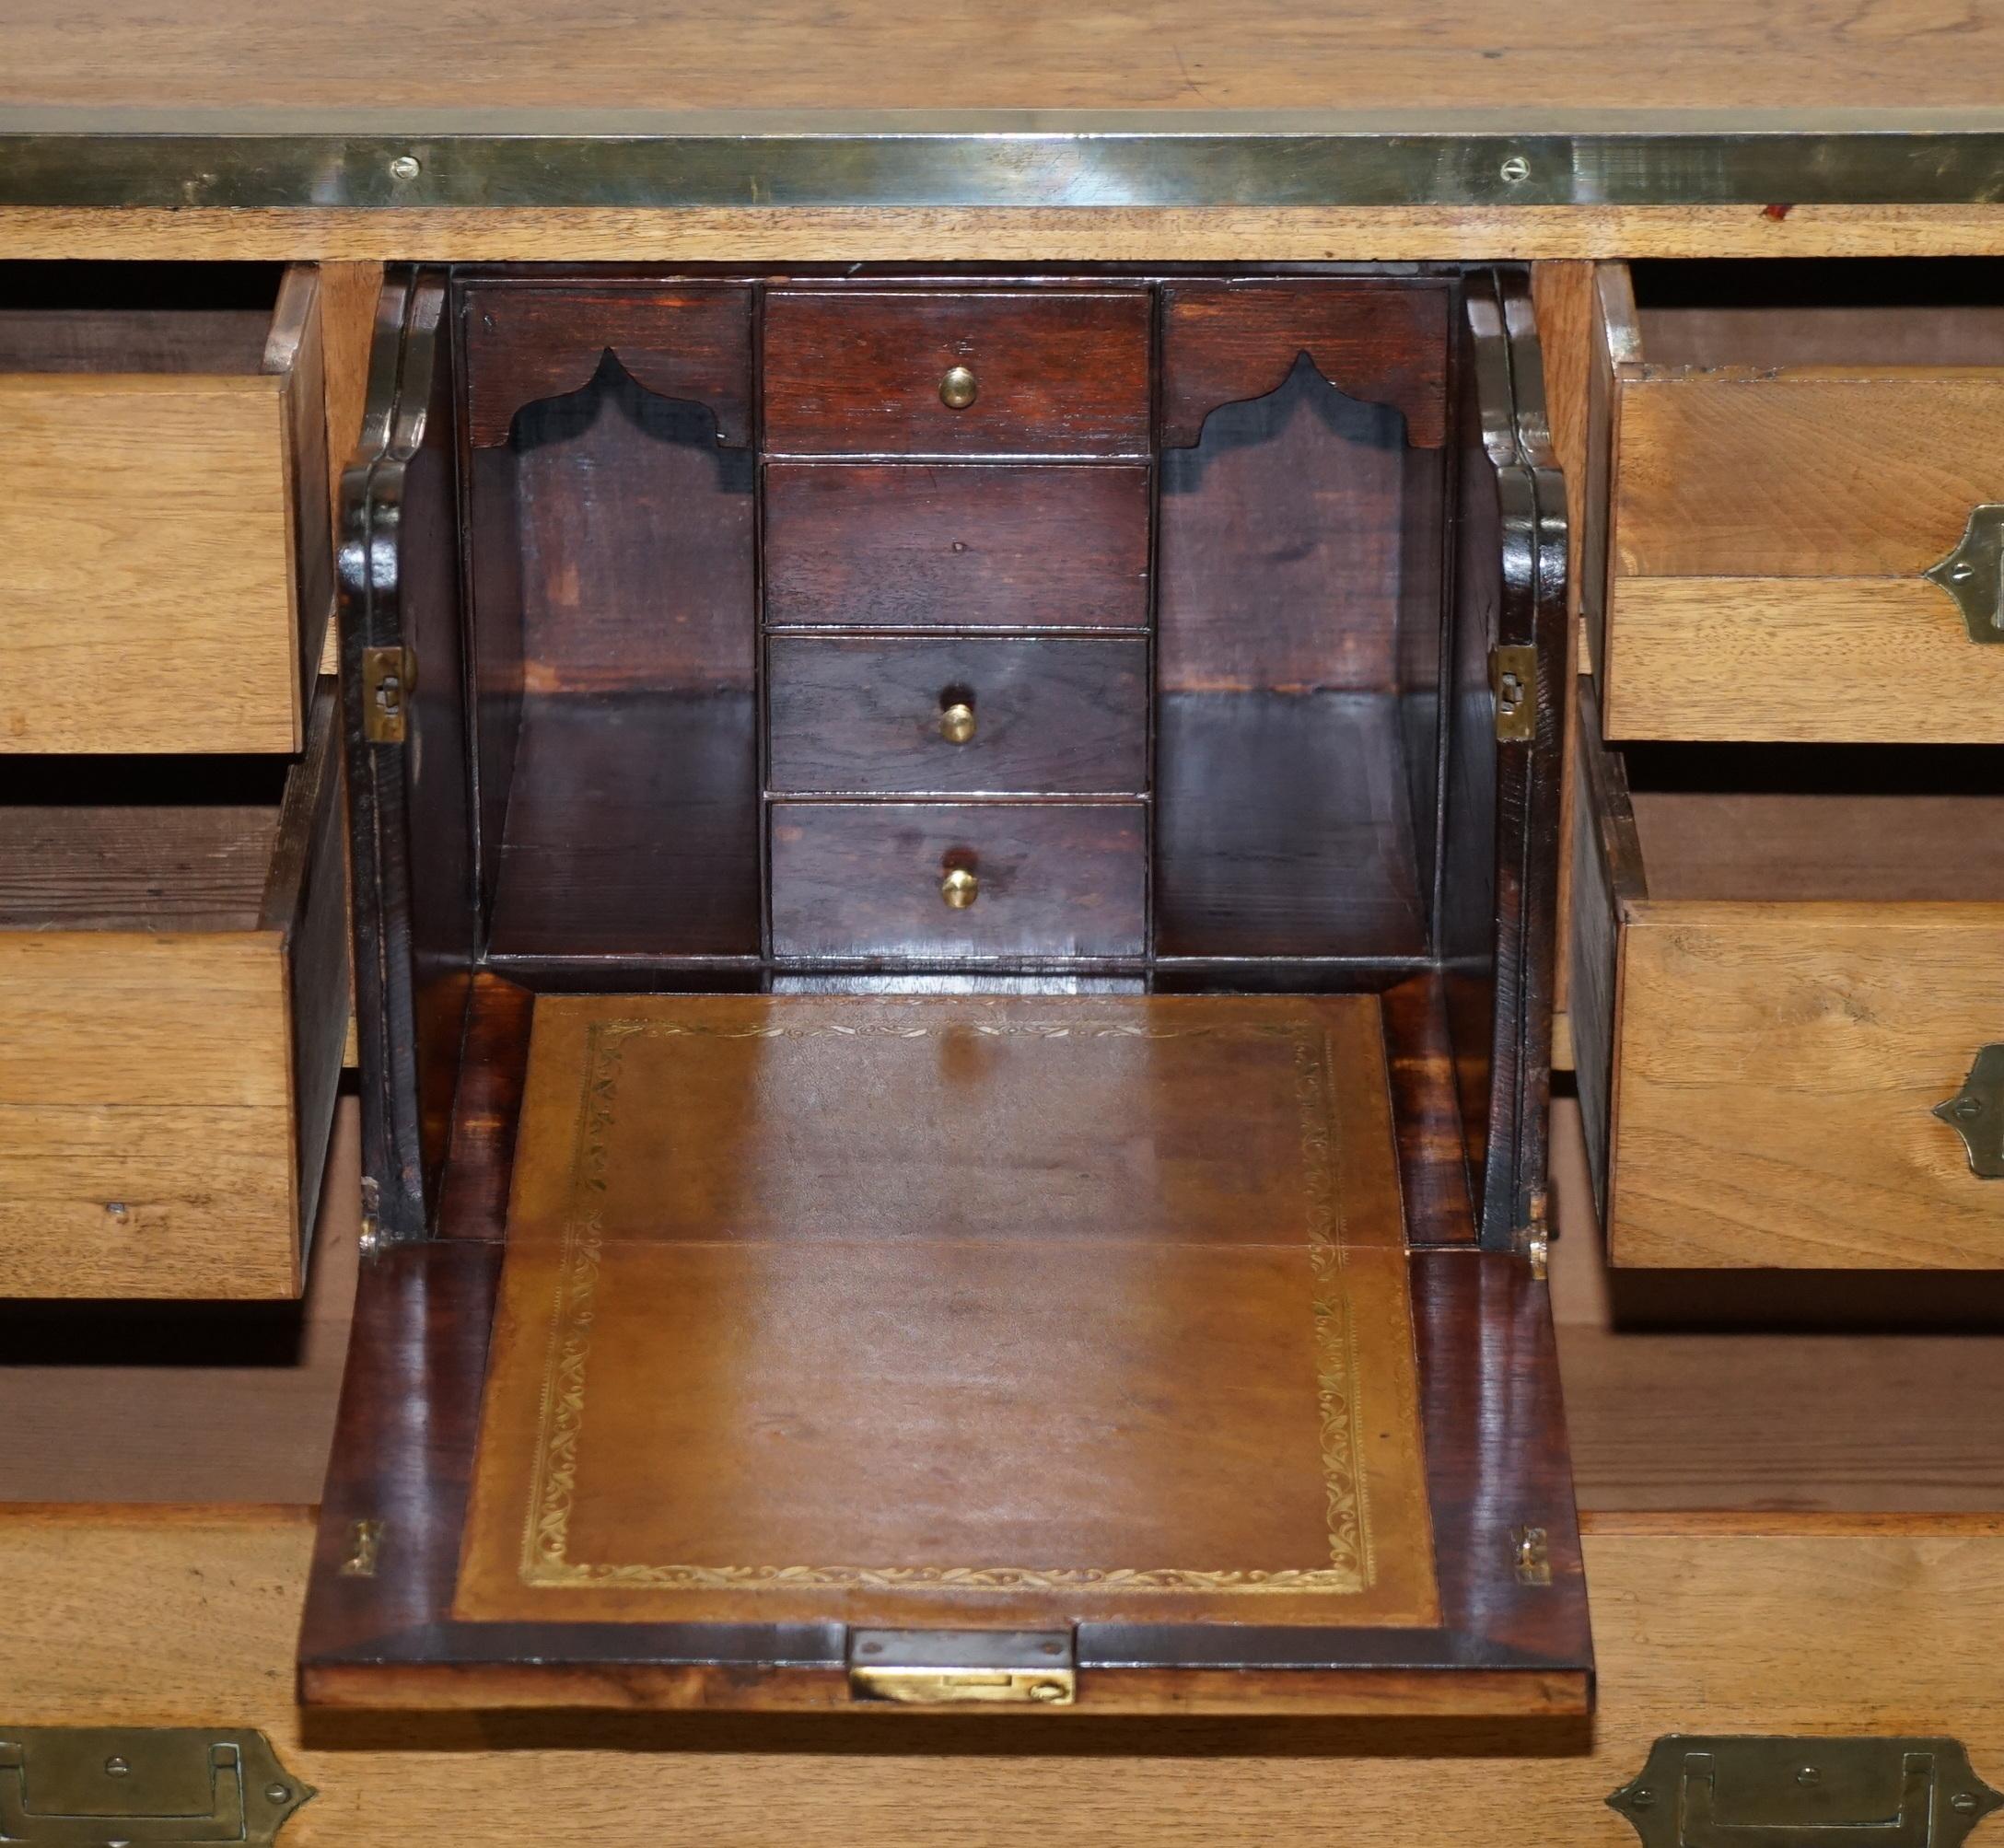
left=1602, top=577, right=2004, bottom=744
left=0, top=370, right=305, bottom=752
left=1611, top=905, right=2004, bottom=1268
left=6, top=0, right=2004, bottom=113
left=5, top=1099, right=2002, bottom=1514
left=0, top=687, right=346, bottom=1298
left=1613, top=374, right=2004, bottom=579
left=16, top=206, right=2004, bottom=266
left=1601, top=342, right=2004, bottom=741
left=6, top=1503, right=2004, bottom=1845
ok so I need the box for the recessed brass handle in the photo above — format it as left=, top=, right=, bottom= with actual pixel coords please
left=940, top=866, right=979, bottom=909
left=938, top=365, right=978, bottom=411
left=938, top=701, right=976, bottom=745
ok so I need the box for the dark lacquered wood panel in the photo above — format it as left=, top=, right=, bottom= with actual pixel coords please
left=767, top=636, right=1148, bottom=796
left=504, top=368, right=756, bottom=694
left=488, top=692, right=761, bottom=959
left=770, top=801, right=1147, bottom=959
left=763, top=291, right=1151, bottom=456
left=461, top=284, right=753, bottom=449
left=1161, top=280, right=1451, bottom=451
left=1154, top=691, right=1427, bottom=959
left=297, top=1202, right=1586, bottom=1713
left=763, top=460, right=1150, bottom=630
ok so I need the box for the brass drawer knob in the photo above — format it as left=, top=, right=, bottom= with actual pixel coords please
left=940, top=866, right=980, bottom=909
left=938, top=701, right=976, bottom=745
left=938, top=365, right=978, bottom=411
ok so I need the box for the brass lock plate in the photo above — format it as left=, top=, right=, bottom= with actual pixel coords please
left=1609, top=1735, right=2001, bottom=1847
left=0, top=1726, right=313, bottom=1844
left=1925, top=504, right=2004, bottom=643
left=1936, top=1044, right=2004, bottom=1179
left=1491, top=643, right=1537, bottom=742
left=360, top=644, right=416, bottom=744
left=848, top=1630, right=1076, bottom=1706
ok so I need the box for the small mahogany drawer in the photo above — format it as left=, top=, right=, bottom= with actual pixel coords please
left=0, top=680, right=349, bottom=1298
left=770, top=801, right=1147, bottom=959
left=1570, top=678, right=2004, bottom=1270
left=763, top=462, right=1150, bottom=630
left=1589, top=260, right=2004, bottom=743
left=763, top=289, right=1151, bottom=456
left=768, top=636, right=1148, bottom=796
left=0, top=262, right=332, bottom=754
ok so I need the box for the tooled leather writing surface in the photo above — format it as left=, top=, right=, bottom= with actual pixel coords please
left=455, top=993, right=1437, bottom=1633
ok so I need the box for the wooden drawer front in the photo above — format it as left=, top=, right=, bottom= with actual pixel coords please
left=0, top=265, right=330, bottom=754
left=763, top=462, right=1150, bottom=630
left=767, top=637, right=1148, bottom=796
left=1595, top=269, right=2004, bottom=743
left=1604, top=906, right=2004, bottom=1268
left=1571, top=691, right=2004, bottom=1269
left=763, top=291, right=1151, bottom=456
left=770, top=802, right=1147, bottom=959
left=0, top=681, right=348, bottom=1298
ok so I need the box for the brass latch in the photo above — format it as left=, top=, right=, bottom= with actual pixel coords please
left=1610, top=1736, right=2001, bottom=1848
left=1925, top=504, right=2004, bottom=643
left=1491, top=643, right=1537, bottom=742
left=0, top=1726, right=313, bottom=1844
left=361, top=644, right=417, bottom=744
left=848, top=1630, right=1076, bottom=1706
left=1936, top=1045, right=2004, bottom=1179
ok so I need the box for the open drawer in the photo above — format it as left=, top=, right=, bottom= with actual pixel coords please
left=301, top=264, right=1585, bottom=1715
left=0, top=263, right=332, bottom=754
left=1571, top=675, right=2004, bottom=1269
left=0, top=680, right=348, bottom=1297
left=1587, top=260, right=2004, bottom=744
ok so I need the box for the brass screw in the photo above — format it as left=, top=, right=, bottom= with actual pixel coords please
left=940, top=866, right=980, bottom=910
left=104, top=1757, right=131, bottom=1776
left=938, top=701, right=976, bottom=745
left=1028, top=1679, right=1068, bottom=1703
left=938, top=366, right=978, bottom=410
left=266, top=1784, right=294, bottom=1805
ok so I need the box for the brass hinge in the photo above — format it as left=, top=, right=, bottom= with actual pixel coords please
left=848, top=1630, right=1076, bottom=1707
left=0, top=1727, right=313, bottom=1844
left=1611, top=1736, right=2002, bottom=1847
left=1490, top=643, right=1537, bottom=742
left=1510, top=1524, right=1552, bottom=1586
left=361, top=644, right=417, bottom=744
left=1514, top=1187, right=1551, bottom=1280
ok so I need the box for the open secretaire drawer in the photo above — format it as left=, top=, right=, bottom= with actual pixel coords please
left=1571, top=676, right=2004, bottom=1269
left=0, top=262, right=333, bottom=755
left=1587, top=259, right=2004, bottom=745
left=0, top=680, right=349, bottom=1297
left=300, top=263, right=1588, bottom=1714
